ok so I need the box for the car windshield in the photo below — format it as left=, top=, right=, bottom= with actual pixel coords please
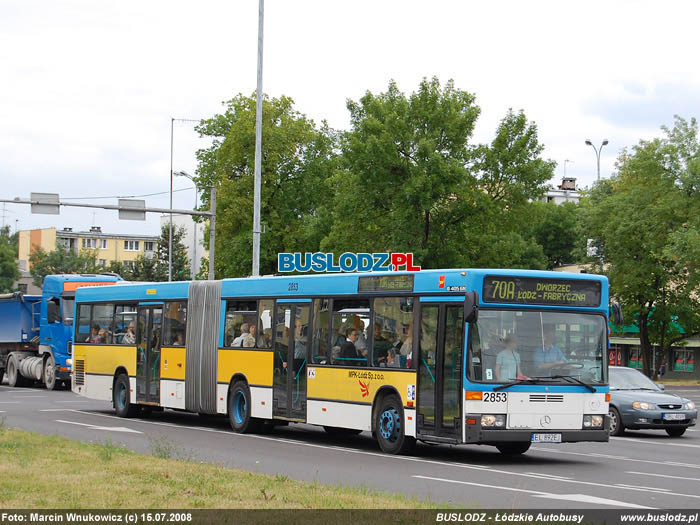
left=468, top=309, right=607, bottom=384
left=609, top=367, right=659, bottom=391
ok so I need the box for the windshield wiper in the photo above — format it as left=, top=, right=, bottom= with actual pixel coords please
left=541, top=375, right=597, bottom=393
left=494, top=378, right=547, bottom=391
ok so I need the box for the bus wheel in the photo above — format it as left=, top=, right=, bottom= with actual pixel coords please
left=228, top=381, right=261, bottom=434
left=375, top=395, right=415, bottom=455
left=113, top=374, right=138, bottom=418
left=496, top=442, right=531, bottom=455
left=44, top=355, right=56, bottom=391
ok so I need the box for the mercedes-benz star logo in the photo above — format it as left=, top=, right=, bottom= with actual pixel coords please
left=540, top=415, right=552, bottom=427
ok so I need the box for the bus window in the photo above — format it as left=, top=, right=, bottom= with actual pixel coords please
left=225, top=301, right=257, bottom=347
left=372, top=297, right=413, bottom=368
left=76, top=304, right=92, bottom=343
left=332, top=299, right=370, bottom=366
left=163, top=302, right=187, bottom=346
left=92, top=304, right=115, bottom=344
left=114, top=304, right=138, bottom=344
left=311, top=299, right=330, bottom=364
left=257, top=299, right=273, bottom=348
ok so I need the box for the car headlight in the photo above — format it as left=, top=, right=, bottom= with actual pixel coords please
left=632, top=401, right=656, bottom=410
left=583, top=415, right=604, bottom=428
left=684, top=401, right=696, bottom=410
left=481, top=414, right=506, bottom=428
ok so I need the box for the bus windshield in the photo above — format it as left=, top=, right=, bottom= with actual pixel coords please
left=468, top=310, right=606, bottom=385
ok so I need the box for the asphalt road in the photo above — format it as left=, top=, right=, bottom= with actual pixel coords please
left=1, top=380, right=699, bottom=510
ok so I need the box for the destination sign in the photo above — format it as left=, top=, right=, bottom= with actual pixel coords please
left=482, top=276, right=601, bottom=307
left=358, top=274, right=414, bottom=293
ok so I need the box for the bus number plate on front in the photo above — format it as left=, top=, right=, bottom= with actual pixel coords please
left=531, top=433, right=562, bottom=443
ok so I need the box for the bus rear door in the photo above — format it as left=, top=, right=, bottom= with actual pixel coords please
left=136, top=304, right=162, bottom=405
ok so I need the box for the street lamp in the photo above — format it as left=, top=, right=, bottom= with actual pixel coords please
left=174, top=170, right=199, bottom=277
left=585, top=139, right=609, bottom=182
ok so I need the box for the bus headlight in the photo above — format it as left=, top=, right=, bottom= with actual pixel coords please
left=481, top=415, right=505, bottom=428
left=583, top=415, right=604, bottom=428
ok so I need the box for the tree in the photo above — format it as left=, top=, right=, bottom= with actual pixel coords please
left=527, top=201, right=581, bottom=269
left=0, top=226, right=20, bottom=292
left=29, top=245, right=98, bottom=287
left=323, top=79, right=554, bottom=269
left=155, top=224, right=191, bottom=281
left=583, top=116, right=700, bottom=378
left=195, top=93, right=337, bottom=277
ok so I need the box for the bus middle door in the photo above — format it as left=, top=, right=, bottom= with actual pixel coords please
left=417, top=302, right=464, bottom=441
left=136, top=304, right=163, bottom=405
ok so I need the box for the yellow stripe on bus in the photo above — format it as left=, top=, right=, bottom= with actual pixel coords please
left=307, top=367, right=417, bottom=405
left=161, top=346, right=186, bottom=380
left=74, top=344, right=136, bottom=376
left=218, top=349, right=273, bottom=386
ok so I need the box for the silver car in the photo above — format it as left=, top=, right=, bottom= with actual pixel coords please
left=608, top=366, right=697, bottom=437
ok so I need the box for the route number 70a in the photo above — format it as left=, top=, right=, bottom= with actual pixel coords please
left=483, top=392, right=507, bottom=403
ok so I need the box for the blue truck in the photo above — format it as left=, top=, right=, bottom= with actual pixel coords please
left=0, top=274, right=121, bottom=390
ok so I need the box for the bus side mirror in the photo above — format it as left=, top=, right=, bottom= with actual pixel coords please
left=611, top=303, right=623, bottom=325
left=464, top=291, right=479, bottom=324
left=47, top=300, right=61, bottom=324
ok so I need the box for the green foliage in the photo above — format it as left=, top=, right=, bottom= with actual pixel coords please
left=527, top=201, right=581, bottom=269
left=0, top=226, right=20, bottom=292
left=583, top=116, right=700, bottom=377
left=29, top=245, right=98, bottom=287
left=196, top=93, right=337, bottom=277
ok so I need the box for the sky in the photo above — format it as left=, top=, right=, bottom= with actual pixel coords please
left=1, top=0, right=699, bottom=237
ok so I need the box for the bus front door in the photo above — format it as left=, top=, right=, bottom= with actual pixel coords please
left=136, top=305, right=162, bottom=405
left=417, top=303, right=464, bottom=440
left=273, top=303, right=310, bottom=421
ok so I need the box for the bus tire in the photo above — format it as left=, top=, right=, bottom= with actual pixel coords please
left=375, top=395, right=415, bottom=455
left=496, top=442, right=531, bottom=455
left=7, top=355, right=24, bottom=388
left=44, top=354, right=56, bottom=391
left=113, top=374, right=138, bottom=418
left=228, top=381, right=261, bottom=434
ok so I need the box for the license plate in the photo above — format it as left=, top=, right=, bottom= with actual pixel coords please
left=663, top=413, right=686, bottom=421
left=531, top=433, right=562, bottom=443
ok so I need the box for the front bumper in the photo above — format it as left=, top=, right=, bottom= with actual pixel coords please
left=621, top=408, right=697, bottom=430
left=465, top=414, right=610, bottom=443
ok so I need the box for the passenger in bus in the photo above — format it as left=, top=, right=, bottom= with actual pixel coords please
left=174, top=330, right=185, bottom=346
left=242, top=324, right=256, bottom=347
left=122, top=322, right=136, bottom=344
left=98, top=328, right=110, bottom=344
left=399, top=323, right=413, bottom=369
left=535, top=328, right=568, bottom=374
left=333, top=322, right=347, bottom=347
left=259, top=328, right=273, bottom=348
left=340, top=328, right=360, bottom=363
left=373, top=323, right=392, bottom=366
left=330, top=346, right=342, bottom=364
left=495, top=335, right=523, bottom=382
left=385, top=348, right=400, bottom=368
left=88, top=323, right=102, bottom=343
left=231, top=323, right=249, bottom=347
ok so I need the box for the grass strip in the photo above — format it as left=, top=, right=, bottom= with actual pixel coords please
left=0, top=426, right=442, bottom=509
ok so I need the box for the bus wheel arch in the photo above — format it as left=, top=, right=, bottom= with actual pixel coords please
left=227, top=376, right=262, bottom=434
left=372, top=387, right=415, bottom=455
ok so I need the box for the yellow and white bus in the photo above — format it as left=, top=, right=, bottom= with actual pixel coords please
left=72, top=269, right=611, bottom=455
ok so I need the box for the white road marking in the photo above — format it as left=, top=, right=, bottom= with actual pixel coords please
left=66, top=409, right=700, bottom=503
left=611, top=436, right=700, bottom=449
left=615, top=483, right=671, bottom=492
left=627, top=471, right=700, bottom=482
left=55, top=419, right=143, bottom=434
left=532, top=493, right=653, bottom=509
left=40, top=409, right=77, bottom=412
left=55, top=401, right=93, bottom=403
left=525, top=472, right=573, bottom=480
left=412, top=475, right=654, bottom=509
left=0, top=402, right=20, bottom=404
left=10, top=395, right=46, bottom=398
left=533, top=447, right=700, bottom=470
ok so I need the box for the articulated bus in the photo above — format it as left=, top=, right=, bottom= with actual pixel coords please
left=72, top=269, right=610, bottom=455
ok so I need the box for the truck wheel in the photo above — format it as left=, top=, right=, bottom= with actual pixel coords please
left=7, top=355, right=24, bottom=388
left=113, top=374, right=138, bottom=418
left=0, top=369, right=4, bottom=385
left=44, top=355, right=56, bottom=391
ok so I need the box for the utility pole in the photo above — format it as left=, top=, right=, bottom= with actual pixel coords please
left=252, top=0, right=264, bottom=277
